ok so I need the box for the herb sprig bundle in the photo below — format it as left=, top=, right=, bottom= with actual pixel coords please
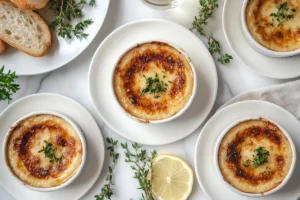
left=95, top=138, right=119, bottom=200
left=270, top=2, right=297, bottom=27
left=191, top=0, right=233, bottom=64
left=38, top=140, right=63, bottom=163
left=0, top=66, right=19, bottom=103
left=48, top=0, right=95, bottom=39
left=121, top=142, right=157, bottom=200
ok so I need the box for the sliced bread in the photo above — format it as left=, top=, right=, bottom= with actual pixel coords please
left=0, top=40, right=6, bottom=53
left=10, top=0, right=49, bottom=10
left=0, top=0, right=51, bottom=57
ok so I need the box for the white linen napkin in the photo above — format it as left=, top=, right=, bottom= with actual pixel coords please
left=219, top=80, right=300, bottom=120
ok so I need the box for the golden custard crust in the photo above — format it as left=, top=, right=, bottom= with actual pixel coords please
left=218, top=119, right=293, bottom=194
left=113, top=42, right=194, bottom=121
left=246, top=0, right=300, bottom=52
left=5, top=114, right=83, bottom=188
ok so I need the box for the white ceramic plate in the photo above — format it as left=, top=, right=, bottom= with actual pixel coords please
left=0, top=93, right=105, bottom=200
left=195, top=100, right=300, bottom=200
left=0, top=0, right=109, bottom=76
left=223, top=0, right=300, bottom=79
left=89, top=19, right=218, bottom=145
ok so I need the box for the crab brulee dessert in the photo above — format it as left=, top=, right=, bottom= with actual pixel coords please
left=218, top=118, right=294, bottom=194
left=113, top=41, right=195, bottom=122
left=5, top=114, right=83, bottom=188
left=245, top=0, right=300, bottom=52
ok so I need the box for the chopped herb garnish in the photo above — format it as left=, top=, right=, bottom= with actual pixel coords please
left=262, top=167, right=270, bottom=176
left=270, top=2, right=296, bottom=26
left=38, top=140, right=63, bottom=163
left=130, top=98, right=136, bottom=104
left=244, top=159, right=251, bottom=167
left=253, top=147, right=269, bottom=168
left=141, top=73, right=169, bottom=98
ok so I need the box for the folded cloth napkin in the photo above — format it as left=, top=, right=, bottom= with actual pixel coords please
left=219, top=80, right=300, bottom=120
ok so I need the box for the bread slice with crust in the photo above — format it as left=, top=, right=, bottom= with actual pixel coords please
left=10, top=0, right=49, bottom=10
left=0, top=0, right=51, bottom=57
left=0, top=40, right=6, bottom=53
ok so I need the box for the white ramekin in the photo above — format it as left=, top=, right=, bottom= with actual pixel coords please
left=214, top=116, right=297, bottom=197
left=2, top=110, right=87, bottom=192
left=241, top=0, right=300, bottom=58
left=111, top=40, right=197, bottom=124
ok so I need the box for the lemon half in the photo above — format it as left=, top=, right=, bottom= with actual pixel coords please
left=150, top=154, right=194, bottom=200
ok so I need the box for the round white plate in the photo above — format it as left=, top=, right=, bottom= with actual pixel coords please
left=0, top=93, right=105, bottom=200
left=223, top=0, right=300, bottom=79
left=195, top=100, right=300, bottom=200
left=1, top=0, right=109, bottom=76
left=89, top=19, right=218, bottom=145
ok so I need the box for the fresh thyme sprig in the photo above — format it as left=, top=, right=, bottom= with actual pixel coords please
left=58, top=19, right=94, bottom=39
left=141, top=73, right=168, bottom=98
left=48, top=0, right=95, bottom=39
left=38, top=140, right=63, bottom=163
left=95, top=138, right=119, bottom=200
left=191, top=0, right=233, bottom=64
left=270, top=2, right=297, bottom=27
left=0, top=66, right=19, bottom=103
left=121, top=142, right=157, bottom=200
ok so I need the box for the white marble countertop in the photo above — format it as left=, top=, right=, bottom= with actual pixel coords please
left=0, top=0, right=297, bottom=199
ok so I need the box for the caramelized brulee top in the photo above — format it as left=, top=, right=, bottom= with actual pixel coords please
left=218, top=118, right=293, bottom=194
left=5, top=114, right=83, bottom=188
left=113, top=42, right=195, bottom=122
left=246, top=0, right=300, bottom=52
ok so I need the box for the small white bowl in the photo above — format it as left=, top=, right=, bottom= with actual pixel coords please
left=214, top=116, right=297, bottom=197
left=111, top=40, right=197, bottom=124
left=2, top=110, right=87, bottom=192
left=241, top=0, right=300, bottom=58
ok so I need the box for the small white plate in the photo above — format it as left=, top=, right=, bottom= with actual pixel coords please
left=223, top=0, right=300, bottom=79
left=194, top=100, right=300, bottom=200
left=1, top=0, right=109, bottom=76
left=0, top=93, right=105, bottom=200
left=89, top=19, right=218, bottom=145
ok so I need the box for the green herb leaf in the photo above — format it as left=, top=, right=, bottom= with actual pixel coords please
left=244, top=159, right=250, bottom=167
left=0, top=66, right=19, bottom=103
left=262, top=166, right=270, bottom=176
left=89, top=0, right=96, bottom=6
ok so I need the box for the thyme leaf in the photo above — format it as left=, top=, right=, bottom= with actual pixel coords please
left=95, top=138, right=119, bottom=200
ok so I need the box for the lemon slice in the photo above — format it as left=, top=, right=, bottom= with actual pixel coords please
left=150, top=154, right=194, bottom=200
